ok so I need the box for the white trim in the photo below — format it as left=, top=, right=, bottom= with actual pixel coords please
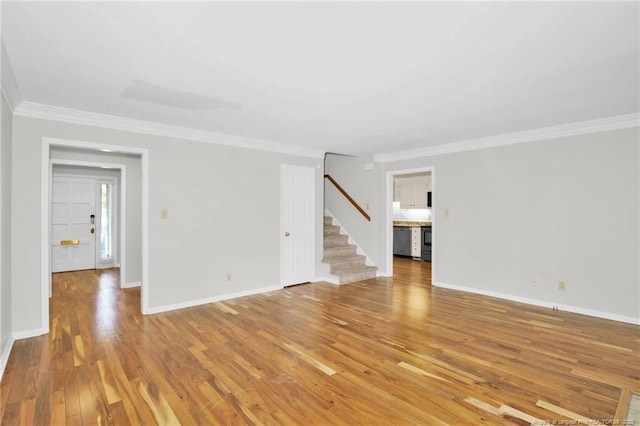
left=12, top=328, right=46, bottom=340
left=434, top=281, right=640, bottom=326
left=44, top=137, right=148, bottom=157
left=15, top=102, right=325, bottom=159
left=122, top=281, right=141, bottom=289
left=0, top=335, right=15, bottom=380
left=145, top=285, right=283, bottom=315
left=312, top=276, right=340, bottom=285
left=374, top=113, right=640, bottom=163
left=141, top=149, right=149, bottom=314
left=43, top=138, right=149, bottom=331
left=384, top=167, right=435, bottom=278
left=324, top=208, right=377, bottom=267
left=0, top=41, right=22, bottom=112
left=41, top=142, right=50, bottom=332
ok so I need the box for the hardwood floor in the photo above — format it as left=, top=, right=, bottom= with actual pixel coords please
left=1, top=258, right=638, bottom=425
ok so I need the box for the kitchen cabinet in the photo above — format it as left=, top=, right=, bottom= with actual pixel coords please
left=411, top=227, right=421, bottom=257
left=393, top=226, right=412, bottom=256
left=394, top=175, right=431, bottom=208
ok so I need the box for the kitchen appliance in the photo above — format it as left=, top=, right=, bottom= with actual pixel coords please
left=421, top=226, right=432, bottom=261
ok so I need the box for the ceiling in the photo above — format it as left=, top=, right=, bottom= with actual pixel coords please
left=2, top=2, right=638, bottom=157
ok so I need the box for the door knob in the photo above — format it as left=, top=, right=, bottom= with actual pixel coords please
left=284, top=232, right=290, bottom=236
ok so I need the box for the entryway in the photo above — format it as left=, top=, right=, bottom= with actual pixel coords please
left=51, top=172, right=119, bottom=273
left=41, top=137, right=149, bottom=336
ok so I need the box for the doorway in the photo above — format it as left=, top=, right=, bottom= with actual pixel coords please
left=280, top=164, right=315, bottom=286
left=51, top=175, right=99, bottom=272
left=51, top=168, right=120, bottom=273
left=385, top=167, right=435, bottom=278
left=41, top=137, right=149, bottom=334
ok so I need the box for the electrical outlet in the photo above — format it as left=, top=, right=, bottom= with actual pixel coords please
left=558, top=280, right=566, bottom=290
left=444, top=208, right=451, bottom=218
left=226, top=273, right=232, bottom=282
left=531, top=277, right=538, bottom=286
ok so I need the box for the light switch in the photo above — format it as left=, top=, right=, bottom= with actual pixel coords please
left=160, top=208, right=168, bottom=219
left=444, top=208, right=451, bottom=218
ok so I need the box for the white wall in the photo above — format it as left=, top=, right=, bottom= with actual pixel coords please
left=50, top=149, right=142, bottom=285
left=324, top=154, right=381, bottom=267
left=380, top=127, right=640, bottom=322
left=11, top=116, right=324, bottom=334
left=0, top=93, right=13, bottom=370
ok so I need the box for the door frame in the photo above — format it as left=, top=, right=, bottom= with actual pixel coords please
left=384, top=166, right=435, bottom=278
left=41, top=137, right=150, bottom=334
left=51, top=164, right=125, bottom=284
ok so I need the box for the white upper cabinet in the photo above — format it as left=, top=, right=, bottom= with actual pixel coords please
left=394, top=174, right=431, bottom=209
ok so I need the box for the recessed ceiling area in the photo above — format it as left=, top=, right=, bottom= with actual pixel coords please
left=2, top=2, right=638, bottom=156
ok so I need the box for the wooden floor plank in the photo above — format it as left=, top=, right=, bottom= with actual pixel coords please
left=1, top=259, right=638, bottom=424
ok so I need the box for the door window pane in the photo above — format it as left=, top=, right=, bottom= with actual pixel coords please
left=100, top=183, right=113, bottom=259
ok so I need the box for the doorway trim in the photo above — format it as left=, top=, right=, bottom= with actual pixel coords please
left=50, top=162, right=126, bottom=289
left=41, top=137, right=150, bottom=334
left=384, top=166, right=435, bottom=278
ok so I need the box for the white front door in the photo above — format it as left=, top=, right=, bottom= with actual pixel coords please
left=51, top=176, right=97, bottom=272
left=281, top=165, right=315, bottom=286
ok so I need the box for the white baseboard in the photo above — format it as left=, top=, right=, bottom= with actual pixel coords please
left=376, top=271, right=392, bottom=278
left=433, top=281, right=640, bottom=325
left=122, top=281, right=141, bottom=289
left=0, top=335, right=15, bottom=380
left=145, top=285, right=283, bottom=315
left=13, top=328, right=46, bottom=340
left=3, top=328, right=47, bottom=380
left=313, top=275, right=340, bottom=285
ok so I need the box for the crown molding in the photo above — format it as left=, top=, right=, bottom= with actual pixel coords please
left=1, top=41, right=23, bottom=111
left=374, top=113, right=640, bottom=163
left=13, top=101, right=326, bottom=159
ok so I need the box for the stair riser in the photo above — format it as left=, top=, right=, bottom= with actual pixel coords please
left=331, top=261, right=373, bottom=272
left=324, top=226, right=341, bottom=235
left=338, top=270, right=377, bottom=284
left=329, top=256, right=366, bottom=268
left=322, top=251, right=358, bottom=262
left=324, top=235, right=349, bottom=248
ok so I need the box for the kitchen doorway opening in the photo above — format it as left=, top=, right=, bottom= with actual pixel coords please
left=385, top=167, right=434, bottom=280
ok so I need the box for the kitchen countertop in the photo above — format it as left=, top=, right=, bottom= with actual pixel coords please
left=393, top=221, right=432, bottom=227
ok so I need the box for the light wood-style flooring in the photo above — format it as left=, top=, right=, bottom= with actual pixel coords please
left=1, top=258, right=639, bottom=425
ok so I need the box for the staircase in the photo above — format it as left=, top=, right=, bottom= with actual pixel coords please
left=322, top=216, right=378, bottom=284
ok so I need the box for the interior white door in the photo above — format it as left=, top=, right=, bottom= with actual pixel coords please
left=51, top=176, right=97, bottom=273
left=281, top=165, right=315, bottom=286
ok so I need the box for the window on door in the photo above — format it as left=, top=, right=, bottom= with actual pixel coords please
left=99, top=180, right=116, bottom=263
